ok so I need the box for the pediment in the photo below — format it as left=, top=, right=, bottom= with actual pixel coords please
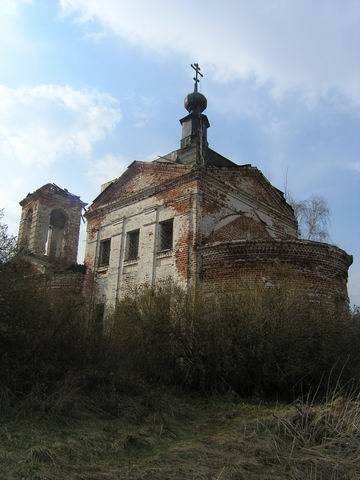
left=203, top=167, right=294, bottom=219
left=90, top=161, right=192, bottom=211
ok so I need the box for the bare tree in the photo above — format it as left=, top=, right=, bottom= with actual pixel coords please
left=0, top=209, right=17, bottom=264
left=288, top=195, right=330, bottom=242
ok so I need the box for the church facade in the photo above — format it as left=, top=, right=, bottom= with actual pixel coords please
left=18, top=68, right=353, bottom=318
left=83, top=73, right=352, bottom=315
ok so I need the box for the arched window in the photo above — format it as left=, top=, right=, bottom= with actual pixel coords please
left=45, top=209, right=67, bottom=259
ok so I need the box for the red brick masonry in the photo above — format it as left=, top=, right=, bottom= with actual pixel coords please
left=199, top=239, right=353, bottom=303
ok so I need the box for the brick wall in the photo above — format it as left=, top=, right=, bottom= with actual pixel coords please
left=199, top=239, right=352, bottom=303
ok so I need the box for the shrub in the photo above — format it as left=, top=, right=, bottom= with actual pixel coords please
left=0, top=258, right=89, bottom=398
left=1, top=257, right=359, bottom=414
left=108, top=283, right=188, bottom=385
left=108, top=282, right=360, bottom=399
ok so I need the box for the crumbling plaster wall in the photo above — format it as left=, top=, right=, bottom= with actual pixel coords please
left=84, top=163, right=351, bottom=313
left=84, top=178, right=200, bottom=312
left=18, top=205, right=36, bottom=250
left=198, top=171, right=298, bottom=243
left=85, top=165, right=301, bottom=313
left=94, top=162, right=192, bottom=209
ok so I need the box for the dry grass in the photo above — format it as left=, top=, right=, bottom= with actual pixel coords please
left=267, top=393, right=360, bottom=479
left=0, top=392, right=288, bottom=480
left=2, top=390, right=360, bottom=480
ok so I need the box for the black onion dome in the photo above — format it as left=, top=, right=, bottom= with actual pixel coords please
left=184, top=91, right=207, bottom=113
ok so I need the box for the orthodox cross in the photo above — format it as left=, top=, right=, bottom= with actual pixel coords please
left=191, top=63, right=203, bottom=92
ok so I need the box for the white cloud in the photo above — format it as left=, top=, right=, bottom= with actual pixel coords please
left=88, top=153, right=129, bottom=187
left=60, top=0, right=360, bottom=104
left=0, top=84, right=121, bottom=166
left=0, top=83, right=121, bottom=236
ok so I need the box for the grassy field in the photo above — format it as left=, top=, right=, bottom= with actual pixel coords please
left=1, top=389, right=359, bottom=480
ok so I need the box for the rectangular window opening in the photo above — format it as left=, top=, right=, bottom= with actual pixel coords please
left=98, top=239, right=111, bottom=267
left=158, top=219, right=173, bottom=252
left=125, top=229, right=140, bottom=261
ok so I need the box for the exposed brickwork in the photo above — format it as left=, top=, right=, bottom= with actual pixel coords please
left=199, top=240, right=352, bottom=303
left=17, top=257, right=86, bottom=305
left=155, top=181, right=197, bottom=214
left=175, top=229, right=193, bottom=281
left=199, top=172, right=297, bottom=242
left=205, top=166, right=292, bottom=216
left=205, top=215, right=271, bottom=243
left=91, top=162, right=192, bottom=210
left=81, top=151, right=351, bottom=310
left=45, top=272, right=85, bottom=298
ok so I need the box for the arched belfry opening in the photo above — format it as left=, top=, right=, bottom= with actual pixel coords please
left=46, top=209, right=67, bottom=259
left=18, top=183, right=87, bottom=266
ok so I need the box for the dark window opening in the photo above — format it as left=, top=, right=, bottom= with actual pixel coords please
left=125, top=229, right=140, bottom=260
left=99, top=239, right=111, bottom=267
left=158, top=219, right=173, bottom=252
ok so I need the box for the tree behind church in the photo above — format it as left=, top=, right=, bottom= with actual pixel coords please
left=288, top=194, right=330, bottom=241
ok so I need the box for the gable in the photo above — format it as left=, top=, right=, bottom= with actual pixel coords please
left=203, top=167, right=294, bottom=219
left=89, top=161, right=192, bottom=211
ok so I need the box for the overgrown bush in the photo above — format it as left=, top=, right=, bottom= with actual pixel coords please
left=0, top=257, right=151, bottom=418
left=2, top=256, right=360, bottom=415
left=0, top=258, right=90, bottom=398
left=109, top=282, right=360, bottom=399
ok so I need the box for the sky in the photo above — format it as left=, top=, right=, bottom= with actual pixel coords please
left=0, top=0, right=359, bottom=305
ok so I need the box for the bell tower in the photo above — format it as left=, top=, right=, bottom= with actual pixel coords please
left=18, top=184, right=86, bottom=266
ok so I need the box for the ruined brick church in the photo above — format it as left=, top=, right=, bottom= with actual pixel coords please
left=18, top=66, right=352, bottom=318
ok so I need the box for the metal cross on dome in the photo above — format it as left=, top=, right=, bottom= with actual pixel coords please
left=191, top=63, right=203, bottom=92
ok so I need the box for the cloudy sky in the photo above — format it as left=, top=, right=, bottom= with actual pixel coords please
left=1, top=0, right=359, bottom=304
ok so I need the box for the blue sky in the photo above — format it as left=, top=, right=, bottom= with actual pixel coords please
left=0, top=0, right=359, bottom=305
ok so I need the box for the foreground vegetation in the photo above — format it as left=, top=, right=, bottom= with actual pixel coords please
left=1, top=258, right=360, bottom=478
left=109, top=283, right=360, bottom=399
left=2, top=388, right=360, bottom=479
